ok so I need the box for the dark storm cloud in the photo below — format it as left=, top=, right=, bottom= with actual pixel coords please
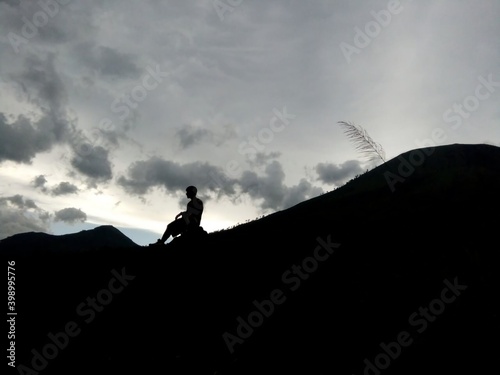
left=54, top=207, right=87, bottom=224
left=51, top=181, right=79, bottom=196
left=315, top=159, right=364, bottom=186
left=70, top=145, right=113, bottom=181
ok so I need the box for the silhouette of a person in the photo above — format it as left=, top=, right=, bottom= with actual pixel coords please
left=156, top=186, right=204, bottom=244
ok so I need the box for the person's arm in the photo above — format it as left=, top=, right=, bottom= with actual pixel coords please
left=179, top=205, right=192, bottom=224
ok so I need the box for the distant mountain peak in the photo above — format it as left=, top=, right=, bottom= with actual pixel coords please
left=0, top=224, right=139, bottom=255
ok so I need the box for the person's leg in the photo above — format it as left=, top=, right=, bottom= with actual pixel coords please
left=159, top=224, right=172, bottom=243
left=159, top=219, right=186, bottom=243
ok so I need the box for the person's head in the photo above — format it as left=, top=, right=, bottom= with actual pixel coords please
left=186, top=185, right=197, bottom=198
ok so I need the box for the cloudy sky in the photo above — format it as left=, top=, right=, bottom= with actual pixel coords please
left=1, top=0, right=499, bottom=245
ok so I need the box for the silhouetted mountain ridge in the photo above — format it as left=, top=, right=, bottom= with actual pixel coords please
left=0, top=225, right=139, bottom=255
left=207, top=143, right=499, bottom=246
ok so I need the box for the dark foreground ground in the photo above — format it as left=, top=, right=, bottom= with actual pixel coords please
left=2, top=144, right=499, bottom=374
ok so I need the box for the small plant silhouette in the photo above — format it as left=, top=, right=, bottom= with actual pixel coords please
left=338, top=121, right=386, bottom=163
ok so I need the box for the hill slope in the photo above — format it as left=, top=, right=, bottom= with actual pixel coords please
left=2, top=143, right=499, bottom=375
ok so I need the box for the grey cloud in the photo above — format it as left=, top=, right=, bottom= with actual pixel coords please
left=247, top=151, right=281, bottom=168
left=32, top=174, right=48, bottom=189
left=94, top=46, right=140, bottom=78
left=70, top=145, right=113, bottom=182
left=90, top=122, right=133, bottom=149
left=118, top=157, right=323, bottom=211
left=0, top=0, right=79, bottom=47
left=0, top=106, right=115, bottom=171
left=175, top=123, right=238, bottom=149
left=282, top=179, right=323, bottom=210
left=0, top=113, right=57, bottom=163
left=74, top=43, right=141, bottom=79
left=117, top=157, right=238, bottom=196
left=239, top=161, right=323, bottom=211
left=13, top=52, right=67, bottom=116
left=51, top=182, right=79, bottom=196
left=32, top=176, right=79, bottom=196
left=216, top=124, right=239, bottom=146
left=0, top=53, right=75, bottom=164
left=315, top=160, right=364, bottom=186
left=8, top=53, right=116, bottom=182
left=0, top=208, right=50, bottom=240
left=0, top=196, right=50, bottom=239
left=175, top=125, right=212, bottom=149
left=239, top=161, right=285, bottom=210
left=2, top=195, right=38, bottom=210
left=54, top=207, right=87, bottom=224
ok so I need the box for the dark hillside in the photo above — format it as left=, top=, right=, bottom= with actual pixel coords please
left=2, top=143, right=499, bottom=375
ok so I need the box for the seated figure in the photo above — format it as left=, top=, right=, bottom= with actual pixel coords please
left=156, top=185, right=204, bottom=244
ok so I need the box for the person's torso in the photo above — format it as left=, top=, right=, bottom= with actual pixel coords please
left=187, top=198, right=203, bottom=223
